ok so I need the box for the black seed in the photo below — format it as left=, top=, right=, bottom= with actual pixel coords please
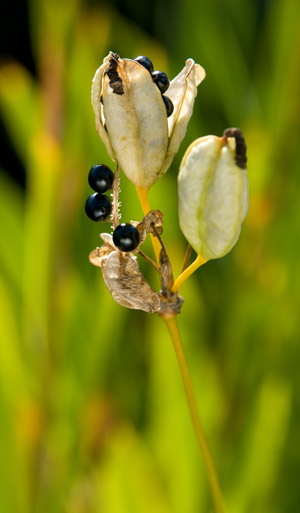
left=162, top=95, right=174, bottom=117
left=151, top=71, right=169, bottom=93
left=134, top=56, right=154, bottom=73
left=113, top=223, right=140, bottom=252
left=88, top=164, right=114, bottom=193
left=85, top=193, right=112, bottom=221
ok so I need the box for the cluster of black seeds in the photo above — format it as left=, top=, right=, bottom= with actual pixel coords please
left=85, top=165, right=114, bottom=221
left=134, top=56, right=174, bottom=117
left=85, top=165, right=140, bottom=252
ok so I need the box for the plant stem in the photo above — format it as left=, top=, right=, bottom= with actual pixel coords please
left=112, top=163, right=120, bottom=228
left=172, top=254, right=207, bottom=292
left=136, top=188, right=225, bottom=512
left=136, top=186, right=161, bottom=263
left=162, top=315, right=226, bottom=513
left=138, top=249, right=161, bottom=273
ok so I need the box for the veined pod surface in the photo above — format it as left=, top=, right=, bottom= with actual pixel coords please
left=89, top=234, right=162, bottom=313
left=92, top=52, right=205, bottom=189
left=178, top=128, right=248, bottom=260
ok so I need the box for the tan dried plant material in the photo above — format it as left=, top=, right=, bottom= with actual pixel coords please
left=92, top=53, right=205, bottom=189
left=159, top=58, right=206, bottom=178
left=134, top=209, right=164, bottom=245
left=92, top=53, right=168, bottom=189
left=159, top=243, right=174, bottom=295
left=89, top=235, right=162, bottom=313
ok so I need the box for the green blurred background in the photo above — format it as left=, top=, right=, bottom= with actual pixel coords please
left=0, top=0, right=300, bottom=512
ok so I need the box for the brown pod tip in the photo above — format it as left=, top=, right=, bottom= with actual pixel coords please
left=223, top=127, right=247, bottom=169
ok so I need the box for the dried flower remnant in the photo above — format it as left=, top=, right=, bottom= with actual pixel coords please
left=91, top=52, right=205, bottom=189
left=135, top=209, right=164, bottom=242
left=89, top=234, right=162, bottom=313
left=89, top=211, right=184, bottom=316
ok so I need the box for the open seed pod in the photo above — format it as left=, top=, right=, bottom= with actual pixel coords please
left=92, top=52, right=205, bottom=189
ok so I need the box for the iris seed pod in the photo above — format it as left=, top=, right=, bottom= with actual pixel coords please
left=92, top=52, right=205, bottom=189
left=178, top=128, right=248, bottom=260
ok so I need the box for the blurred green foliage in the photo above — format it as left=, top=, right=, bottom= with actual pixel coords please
left=0, top=0, right=300, bottom=512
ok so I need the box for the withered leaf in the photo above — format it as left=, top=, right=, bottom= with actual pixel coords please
left=89, top=235, right=162, bottom=313
left=135, top=210, right=164, bottom=243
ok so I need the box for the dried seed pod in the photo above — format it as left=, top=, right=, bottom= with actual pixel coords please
left=178, top=128, right=248, bottom=260
left=89, top=235, right=162, bottom=313
left=92, top=53, right=205, bottom=189
left=159, top=59, right=206, bottom=178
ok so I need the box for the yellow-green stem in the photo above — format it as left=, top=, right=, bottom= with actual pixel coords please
left=162, top=315, right=226, bottom=513
left=138, top=189, right=225, bottom=512
left=136, top=186, right=161, bottom=263
left=172, top=254, right=207, bottom=292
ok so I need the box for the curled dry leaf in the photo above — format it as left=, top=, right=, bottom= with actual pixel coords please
left=92, top=53, right=205, bottom=189
left=89, top=234, right=162, bottom=313
left=135, top=209, right=164, bottom=244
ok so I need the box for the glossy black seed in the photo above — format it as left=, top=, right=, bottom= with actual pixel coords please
left=113, top=223, right=140, bottom=252
left=85, top=193, right=112, bottom=222
left=88, top=164, right=114, bottom=193
left=162, top=95, right=174, bottom=117
left=151, top=71, right=169, bottom=93
left=134, top=56, right=154, bottom=73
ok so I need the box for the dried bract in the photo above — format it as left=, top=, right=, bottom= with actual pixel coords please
left=89, top=235, right=162, bottom=313
left=135, top=209, right=164, bottom=243
left=178, top=128, right=248, bottom=260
